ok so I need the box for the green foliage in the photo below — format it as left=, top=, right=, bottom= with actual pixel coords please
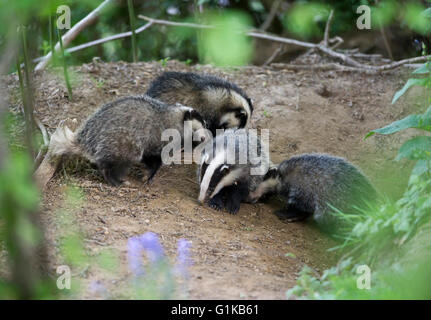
left=371, top=0, right=397, bottom=28
left=284, top=2, right=329, bottom=39
left=57, top=28, right=73, bottom=101
left=366, top=44, right=431, bottom=162
left=198, top=10, right=252, bottom=66
left=404, top=2, right=431, bottom=35
left=392, top=78, right=430, bottom=104
left=159, top=56, right=171, bottom=67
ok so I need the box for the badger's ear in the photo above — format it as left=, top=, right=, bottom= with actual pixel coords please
left=219, top=164, right=230, bottom=173
left=264, top=167, right=278, bottom=179
left=184, top=109, right=204, bottom=124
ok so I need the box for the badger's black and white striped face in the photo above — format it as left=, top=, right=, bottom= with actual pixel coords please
left=219, top=91, right=253, bottom=130
left=203, top=88, right=253, bottom=131
left=248, top=167, right=280, bottom=203
left=198, top=151, right=245, bottom=203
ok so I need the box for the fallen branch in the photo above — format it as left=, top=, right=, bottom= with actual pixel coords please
left=32, top=22, right=154, bottom=64
left=64, top=22, right=153, bottom=55
left=138, top=15, right=431, bottom=73
left=35, top=0, right=114, bottom=71
left=270, top=62, right=379, bottom=74
left=263, top=45, right=285, bottom=66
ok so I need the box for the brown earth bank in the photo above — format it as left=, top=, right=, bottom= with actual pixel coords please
left=3, top=58, right=425, bottom=299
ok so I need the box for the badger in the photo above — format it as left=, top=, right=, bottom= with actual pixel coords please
left=248, top=153, right=377, bottom=231
left=145, top=72, right=253, bottom=135
left=197, top=129, right=272, bottom=214
left=48, top=95, right=207, bottom=186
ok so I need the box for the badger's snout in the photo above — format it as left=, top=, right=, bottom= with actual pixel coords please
left=198, top=190, right=207, bottom=204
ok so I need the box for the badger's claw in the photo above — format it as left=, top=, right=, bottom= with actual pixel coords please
left=225, top=198, right=240, bottom=215
left=208, top=196, right=224, bottom=211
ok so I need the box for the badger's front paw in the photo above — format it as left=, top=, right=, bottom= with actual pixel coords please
left=208, top=196, right=224, bottom=211
left=225, top=198, right=241, bottom=215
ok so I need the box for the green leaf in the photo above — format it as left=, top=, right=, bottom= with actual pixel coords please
left=365, top=114, right=421, bottom=139
left=412, top=63, right=431, bottom=74
left=411, top=159, right=430, bottom=176
left=395, top=136, right=431, bottom=161
left=392, top=78, right=428, bottom=104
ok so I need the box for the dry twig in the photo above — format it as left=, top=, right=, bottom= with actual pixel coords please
left=138, top=14, right=431, bottom=73
left=323, top=9, right=334, bottom=47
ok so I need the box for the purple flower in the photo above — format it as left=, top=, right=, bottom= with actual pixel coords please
left=174, top=239, right=192, bottom=278
left=127, top=236, right=145, bottom=276
left=127, top=232, right=165, bottom=276
left=88, top=280, right=107, bottom=297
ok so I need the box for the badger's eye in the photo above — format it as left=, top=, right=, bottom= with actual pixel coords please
left=235, top=111, right=247, bottom=128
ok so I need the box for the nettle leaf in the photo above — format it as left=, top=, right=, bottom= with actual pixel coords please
left=395, top=136, right=431, bottom=161
left=420, top=105, right=431, bottom=131
left=392, top=78, right=428, bottom=104
left=411, top=159, right=430, bottom=176
left=365, top=114, right=421, bottom=139
left=412, top=63, right=431, bottom=74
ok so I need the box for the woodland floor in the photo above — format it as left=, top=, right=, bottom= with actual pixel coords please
left=4, top=56, right=425, bottom=299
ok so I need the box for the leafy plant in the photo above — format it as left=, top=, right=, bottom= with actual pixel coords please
left=159, top=56, right=171, bottom=67
left=365, top=48, right=431, bottom=164
left=57, top=28, right=73, bottom=101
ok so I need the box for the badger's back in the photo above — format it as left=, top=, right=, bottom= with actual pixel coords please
left=76, top=95, right=183, bottom=164
left=278, top=153, right=376, bottom=227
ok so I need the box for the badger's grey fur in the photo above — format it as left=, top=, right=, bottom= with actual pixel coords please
left=249, top=153, right=377, bottom=230
left=49, top=95, right=206, bottom=186
left=146, top=72, right=253, bottom=134
left=197, top=129, right=272, bottom=214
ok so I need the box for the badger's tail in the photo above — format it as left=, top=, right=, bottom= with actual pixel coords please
left=47, top=120, right=80, bottom=157
left=34, top=120, right=80, bottom=189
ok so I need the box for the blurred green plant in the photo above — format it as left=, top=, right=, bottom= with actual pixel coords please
left=404, top=2, right=431, bottom=35
left=57, top=28, right=73, bottom=101
left=0, top=146, right=55, bottom=298
left=159, top=56, right=171, bottom=67
left=197, top=10, right=252, bottom=66
left=284, top=2, right=329, bottom=39
left=371, top=0, right=397, bottom=28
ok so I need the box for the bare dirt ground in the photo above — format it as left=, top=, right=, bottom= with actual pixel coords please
left=5, top=57, right=422, bottom=299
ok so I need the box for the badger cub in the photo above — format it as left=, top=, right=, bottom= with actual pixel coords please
left=49, top=95, right=206, bottom=186
left=249, top=154, right=377, bottom=230
left=146, top=72, right=253, bottom=134
left=197, top=129, right=272, bottom=214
